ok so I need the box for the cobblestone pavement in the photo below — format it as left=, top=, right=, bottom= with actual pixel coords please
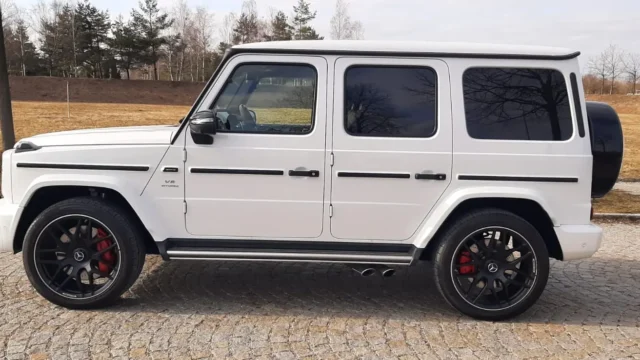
left=1, top=222, right=640, bottom=360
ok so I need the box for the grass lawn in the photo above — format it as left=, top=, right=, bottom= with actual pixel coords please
left=3, top=98, right=640, bottom=214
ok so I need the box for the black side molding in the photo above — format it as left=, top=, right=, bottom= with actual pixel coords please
left=16, top=163, right=150, bottom=172
left=458, top=175, right=578, bottom=183
left=191, top=168, right=284, bottom=176
left=337, top=172, right=411, bottom=179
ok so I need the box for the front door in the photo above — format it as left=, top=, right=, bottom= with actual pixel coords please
left=185, top=55, right=327, bottom=238
left=330, top=57, right=452, bottom=241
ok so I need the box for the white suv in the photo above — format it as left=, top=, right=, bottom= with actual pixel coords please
left=0, top=41, right=623, bottom=320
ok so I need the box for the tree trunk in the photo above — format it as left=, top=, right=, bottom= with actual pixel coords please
left=0, top=13, right=16, bottom=150
left=126, top=68, right=130, bottom=80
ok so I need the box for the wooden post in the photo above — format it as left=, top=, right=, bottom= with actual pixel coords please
left=0, top=7, right=16, bottom=150
left=67, top=81, right=70, bottom=120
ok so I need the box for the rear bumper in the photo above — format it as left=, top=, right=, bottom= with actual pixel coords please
left=554, top=224, right=603, bottom=260
left=0, top=199, right=20, bottom=252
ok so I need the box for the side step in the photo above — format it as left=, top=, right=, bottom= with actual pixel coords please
left=161, top=239, right=417, bottom=265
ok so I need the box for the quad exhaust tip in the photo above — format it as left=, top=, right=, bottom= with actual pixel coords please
left=351, top=265, right=395, bottom=277
left=351, top=265, right=376, bottom=277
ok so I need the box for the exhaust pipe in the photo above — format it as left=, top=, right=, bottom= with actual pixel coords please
left=375, top=265, right=396, bottom=277
left=351, top=265, right=375, bottom=277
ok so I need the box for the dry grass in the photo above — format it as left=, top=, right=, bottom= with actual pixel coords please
left=0, top=102, right=311, bottom=146
left=1, top=102, right=190, bottom=144
left=592, top=189, right=640, bottom=214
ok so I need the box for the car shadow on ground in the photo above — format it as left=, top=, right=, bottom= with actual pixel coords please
left=113, top=256, right=639, bottom=326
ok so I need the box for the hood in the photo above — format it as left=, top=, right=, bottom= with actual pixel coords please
left=19, top=125, right=177, bottom=147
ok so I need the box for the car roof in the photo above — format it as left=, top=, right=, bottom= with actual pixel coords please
left=232, top=40, right=579, bottom=60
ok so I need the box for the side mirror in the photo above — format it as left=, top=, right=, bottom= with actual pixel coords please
left=189, top=110, right=217, bottom=144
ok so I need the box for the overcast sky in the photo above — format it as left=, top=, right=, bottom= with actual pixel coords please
left=15, top=0, right=640, bottom=68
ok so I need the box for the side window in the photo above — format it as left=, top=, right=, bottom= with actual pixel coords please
left=344, top=66, right=437, bottom=137
left=463, top=67, right=573, bottom=141
left=212, top=63, right=317, bottom=134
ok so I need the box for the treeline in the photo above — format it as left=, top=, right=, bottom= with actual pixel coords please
left=585, top=44, right=640, bottom=95
left=1, top=0, right=365, bottom=81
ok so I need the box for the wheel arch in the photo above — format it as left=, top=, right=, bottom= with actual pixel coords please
left=13, top=185, right=159, bottom=255
left=417, top=195, right=562, bottom=261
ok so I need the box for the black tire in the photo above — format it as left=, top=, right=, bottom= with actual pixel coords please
left=432, top=208, right=549, bottom=321
left=23, top=197, right=145, bottom=309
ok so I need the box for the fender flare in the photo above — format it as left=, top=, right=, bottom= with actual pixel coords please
left=412, top=185, right=556, bottom=249
left=14, top=174, right=168, bottom=243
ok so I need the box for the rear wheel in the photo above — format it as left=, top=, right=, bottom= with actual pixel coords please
left=23, top=197, right=145, bottom=309
left=433, top=209, right=549, bottom=320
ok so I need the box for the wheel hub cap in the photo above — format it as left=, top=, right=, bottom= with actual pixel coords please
left=73, top=249, right=86, bottom=262
left=486, top=262, right=499, bottom=273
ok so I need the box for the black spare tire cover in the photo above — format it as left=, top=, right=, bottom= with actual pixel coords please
left=587, top=101, right=623, bottom=198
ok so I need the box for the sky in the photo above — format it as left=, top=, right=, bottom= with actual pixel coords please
left=13, top=0, right=640, bottom=68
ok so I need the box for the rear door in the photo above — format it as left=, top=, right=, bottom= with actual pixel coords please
left=330, top=57, right=452, bottom=241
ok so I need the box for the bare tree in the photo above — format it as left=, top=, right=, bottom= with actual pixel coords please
left=193, top=6, right=213, bottom=82
left=604, top=44, right=623, bottom=94
left=589, top=52, right=608, bottom=95
left=219, top=12, right=236, bottom=45
left=170, top=0, right=190, bottom=81
left=1, top=0, right=17, bottom=29
left=623, top=53, right=640, bottom=95
left=330, top=0, right=364, bottom=40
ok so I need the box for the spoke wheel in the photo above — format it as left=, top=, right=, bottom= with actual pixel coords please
left=451, top=227, right=537, bottom=311
left=34, top=215, right=121, bottom=300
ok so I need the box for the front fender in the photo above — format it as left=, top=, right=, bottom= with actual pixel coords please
left=16, top=174, right=169, bottom=242
left=412, top=185, right=556, bottom=249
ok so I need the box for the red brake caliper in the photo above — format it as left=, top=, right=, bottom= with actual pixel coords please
left=95, top=229, right=114, bottom=273
left=458, top=251, right=476, bottom=275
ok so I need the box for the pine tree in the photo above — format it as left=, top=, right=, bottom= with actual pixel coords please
left=4, top=19, right=39, bottom=76
left=264, top=11, right=292, bottom=41
left=75, top=1, right=110, bottom=78
left=131, top=0, right=173, bottom=80
left=109, top=18, right=142, bottom=79
left=291, top=0, right=323, bottom=40
left=232, top=13, right=258, bottom=44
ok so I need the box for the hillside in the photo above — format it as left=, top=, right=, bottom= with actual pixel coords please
left=9, top=76, right=204, bottom=106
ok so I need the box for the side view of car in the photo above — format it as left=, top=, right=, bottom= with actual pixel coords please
left=0, top=41, right=623, bottom=320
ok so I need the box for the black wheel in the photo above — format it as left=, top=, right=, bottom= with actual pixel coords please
left=433, top=208, right=549, bottom=321
left=23, top=197, right=145, bottom=309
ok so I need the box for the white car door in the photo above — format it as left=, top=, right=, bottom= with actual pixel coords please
left=330, top=57, right=452, bottom=241
left=184, top=55, right=327, bottom=238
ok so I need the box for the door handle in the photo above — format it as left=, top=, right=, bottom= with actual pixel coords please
left=289, top=170, right=320, bottom=177
left=415, top=173, right=447, bottom=180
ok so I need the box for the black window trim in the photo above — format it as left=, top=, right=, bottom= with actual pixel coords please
left=206, top=61, right=319, bottom=136
left=343, top=64, right=439, bottom=139
left=570, top=73, right=586, bottom=138
left=461, top=65, right=575, bottom=142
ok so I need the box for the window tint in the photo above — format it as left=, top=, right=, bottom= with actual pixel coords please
left=463, top=67, right=572, bottom=141
left=211, top=64, right=316, bottom=134
left=344, top=66, right=437, bottom=137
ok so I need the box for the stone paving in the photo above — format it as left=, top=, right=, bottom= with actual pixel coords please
left=1, top=222, right=640, bottom=360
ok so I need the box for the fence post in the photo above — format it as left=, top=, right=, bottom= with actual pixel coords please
left=67, top=81, right=70, bottom=120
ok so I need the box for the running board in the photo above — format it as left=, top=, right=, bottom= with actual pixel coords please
left=160, top=239, right=417, bottom=265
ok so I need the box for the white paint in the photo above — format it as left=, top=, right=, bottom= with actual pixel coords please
left=0, top=45, right=603, bottom=262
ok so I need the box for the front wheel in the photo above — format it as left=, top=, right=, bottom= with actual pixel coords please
left=433, top=209, right=550, bottom=321
left=23, top=197, right=145, bottom=309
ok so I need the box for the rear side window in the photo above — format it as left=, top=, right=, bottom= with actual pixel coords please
left=463, top=67, right=572, bottom=141
left=344, top=66, right=437, bottom=137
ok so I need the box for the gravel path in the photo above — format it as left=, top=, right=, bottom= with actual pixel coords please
left=1, top=222, right=639, bottom=359
left=614, top=181, right=640, bottom=196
